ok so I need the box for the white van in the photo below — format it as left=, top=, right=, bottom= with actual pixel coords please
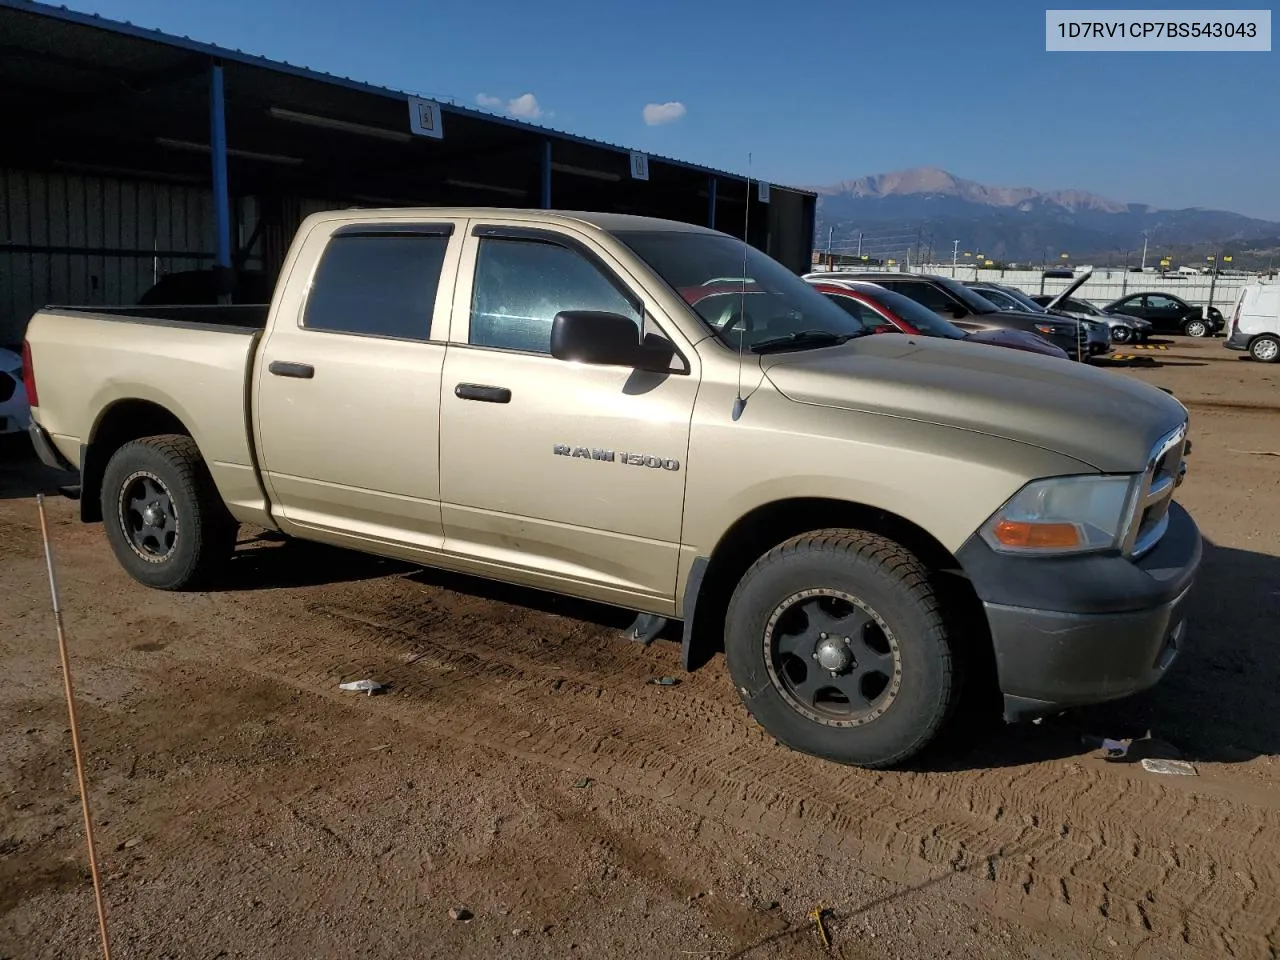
left=1224, top=282, right=1280, bottom=362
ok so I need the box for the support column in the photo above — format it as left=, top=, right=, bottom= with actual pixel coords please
left=541, top=139, right=552, bottom=209
left=209, top=62, right=231, bottom=271
left=707, top=175, right=717, bottom=230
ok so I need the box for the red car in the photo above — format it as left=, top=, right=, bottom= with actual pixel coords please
left=805, top=279, right=1070, bottom=359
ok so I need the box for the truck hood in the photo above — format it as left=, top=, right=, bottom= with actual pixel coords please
left=762, top=334, right=1187, bottom=472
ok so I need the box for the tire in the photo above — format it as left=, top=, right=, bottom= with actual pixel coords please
left=1250, top=334, right=1280, bottom=363
left=724, top=530, right=958, bottom=769
left=1111, top=326, right=1132, bottom=344
left=1184, top=318, right=1209, bottom=338
left=100, top=434, right=238, bottom=590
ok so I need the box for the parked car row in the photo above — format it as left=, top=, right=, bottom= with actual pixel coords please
left=1028, top=294, right=1152, bottom=344
left=804, top=279, right=1069, bottom=358
left=803, top=270, right=1096, bottom=361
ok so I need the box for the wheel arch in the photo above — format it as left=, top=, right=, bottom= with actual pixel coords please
left=679, top=497, right=993, bottom=685
left=81, top=399, right=195, bottom=522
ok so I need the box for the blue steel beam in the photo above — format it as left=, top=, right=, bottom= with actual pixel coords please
left=541, top=139, right=552, bottom=209
left=209, top=61, right=231, bottom=269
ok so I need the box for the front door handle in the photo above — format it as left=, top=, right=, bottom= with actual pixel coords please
left=455, top=383, right=511, bottom=403
left=269, top=361, right=315, bottom=379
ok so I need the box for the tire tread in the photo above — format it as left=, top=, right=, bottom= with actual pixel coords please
left=101, top=434, right=237, bottom=590
left=729, top=528, right=958, bottom=769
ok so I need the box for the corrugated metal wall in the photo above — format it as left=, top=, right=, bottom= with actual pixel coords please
left=0, top=168, right=221, bottom=345
left=1, top=166, right=819, bottom=345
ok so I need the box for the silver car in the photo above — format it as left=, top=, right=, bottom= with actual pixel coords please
left=1030, top=294, right=1150, bottom=344
left=968, top=282, right=1112, bottom=357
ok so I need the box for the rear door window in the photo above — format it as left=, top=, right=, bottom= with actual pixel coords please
left=303, top=233, right=450, bottom=340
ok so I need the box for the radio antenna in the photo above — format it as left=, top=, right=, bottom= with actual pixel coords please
left=732, top=153, right=752, bottom=421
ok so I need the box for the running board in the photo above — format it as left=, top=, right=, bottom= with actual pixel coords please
left=625, top=613, right=668, bottom=646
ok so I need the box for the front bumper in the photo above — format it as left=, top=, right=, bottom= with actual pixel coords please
left=956, top=500, right=1202, bottom=721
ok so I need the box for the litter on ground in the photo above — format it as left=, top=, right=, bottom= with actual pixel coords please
left=338, top=679, right=385, bottom=696
left=1141, top=758, right=1198, bottom=776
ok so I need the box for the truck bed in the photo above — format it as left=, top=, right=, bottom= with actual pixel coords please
left=24, top=304, right=270, bottom=524
left=50, top=303, right=270, bottom=330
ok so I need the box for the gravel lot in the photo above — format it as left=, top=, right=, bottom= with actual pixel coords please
left=2, top=337, right=1277, bottom=959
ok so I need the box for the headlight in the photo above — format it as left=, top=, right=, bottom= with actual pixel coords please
left=980, top=475, right=1139, bottom=555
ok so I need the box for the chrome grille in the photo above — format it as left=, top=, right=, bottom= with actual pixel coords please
left=1124, top=422, right=1188, bottom=559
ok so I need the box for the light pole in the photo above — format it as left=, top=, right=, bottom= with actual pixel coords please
left=952, top=239, right=959, bottom=276
left=1141, top=231, right=1149, bottom=270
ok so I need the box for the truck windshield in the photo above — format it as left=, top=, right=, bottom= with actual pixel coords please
left=614, top=230, right=868, bottom=350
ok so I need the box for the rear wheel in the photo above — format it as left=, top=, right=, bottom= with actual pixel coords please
left=1250, top=335, right=1280, bottom=363
left=100, top=435, right=238, bottom=590
left=724, top=530, right=959, bottom=769
left=1184, top=318, right=1209, bottom=338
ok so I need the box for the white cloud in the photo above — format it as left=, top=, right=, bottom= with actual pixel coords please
left=507, top=93, right=544, bottom=119
left=643, top=101, right=686, bottom=126
left=475, top=91, right=547, bottom=120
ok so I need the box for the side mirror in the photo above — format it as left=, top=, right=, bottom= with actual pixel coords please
left=550, top=311, right=675, bottom=372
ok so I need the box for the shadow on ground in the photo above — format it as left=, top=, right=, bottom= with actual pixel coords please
left=908, top=536, right=1280, bottom=771
left=0, top=436, right=76, bottom=500
left=4, top=440, right=1273, bottom=773
left=230, top=525, right=1278, bottom=772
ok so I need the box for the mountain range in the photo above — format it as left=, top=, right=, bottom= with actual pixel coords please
left=811, top=167, right=1280, bottom=268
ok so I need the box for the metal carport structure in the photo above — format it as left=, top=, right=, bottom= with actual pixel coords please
left=0, top=0, right=817, bottom=344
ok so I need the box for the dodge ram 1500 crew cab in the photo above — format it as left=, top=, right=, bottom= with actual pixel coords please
left=22, top=208, right=1202, bottom=768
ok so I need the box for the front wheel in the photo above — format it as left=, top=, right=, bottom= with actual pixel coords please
left=100, top=434, right=238, bottom=590
left=1111, top=326, right=1132, bottom=344
left=724, top=530, right=959, bottom=769
left=1184, top=318, right=1209, bottom=338
left=1250, top=335, right=1280, bottom=363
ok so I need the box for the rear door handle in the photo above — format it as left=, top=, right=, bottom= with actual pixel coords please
left=454, top=383, right=511, bottom=404
left=269, top=361, right=315, bottom=379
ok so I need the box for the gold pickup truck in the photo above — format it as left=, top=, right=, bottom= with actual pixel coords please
left=22, top=208, right=1201, bottom=768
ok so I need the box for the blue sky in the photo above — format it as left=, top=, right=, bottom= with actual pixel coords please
left=59, top=0, right=1280, bottom=217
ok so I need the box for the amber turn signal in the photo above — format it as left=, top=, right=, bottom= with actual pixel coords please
left=992, top=519, right=1081, bottom=549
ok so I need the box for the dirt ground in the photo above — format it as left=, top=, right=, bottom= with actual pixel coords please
left=2, top=336, right=1278, bottom=960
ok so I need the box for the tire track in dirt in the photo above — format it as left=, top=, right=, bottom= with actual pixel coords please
left=165, top=579, right=1280, bottom=960
left=1180, top=398, right=1280, bottom=414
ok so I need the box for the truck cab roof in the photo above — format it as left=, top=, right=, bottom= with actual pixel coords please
left=307, top=207, right=721, bottom=236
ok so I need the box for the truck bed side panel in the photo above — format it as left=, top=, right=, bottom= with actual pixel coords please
left=26, top=308, right=270, bottom=525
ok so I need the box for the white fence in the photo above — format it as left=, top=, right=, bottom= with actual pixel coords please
left=827, top=264, right=1255, bottom=312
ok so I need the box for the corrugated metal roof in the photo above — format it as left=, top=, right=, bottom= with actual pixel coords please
left=0, top=0, right=814, bottom=196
